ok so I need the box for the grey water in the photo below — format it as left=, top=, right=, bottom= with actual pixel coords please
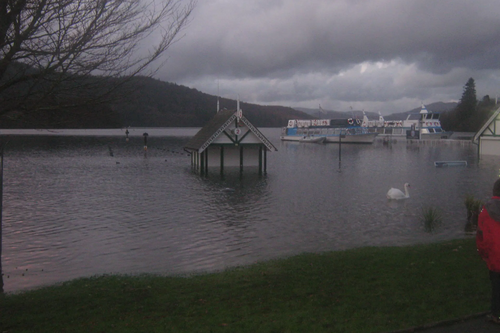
left=2, top=128, right=499, bottom=293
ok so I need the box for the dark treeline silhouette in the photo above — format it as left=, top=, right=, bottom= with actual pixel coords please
left=3, top=73, right=498, bottom=131
left=440, top=78, right=498, bottom=132
left=0, top=76, right=313, bottom=129
left=113, top=77, right=313, bottom=128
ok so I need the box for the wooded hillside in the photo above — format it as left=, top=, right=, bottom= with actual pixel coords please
left=113, top=77, right=313, bottom=128
left=2, top=74, right=491, bottom=131
left=0, top=76, right=313, bottom=129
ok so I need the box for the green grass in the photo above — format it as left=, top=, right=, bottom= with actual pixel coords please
left=0, top=238, right=490, bottom=333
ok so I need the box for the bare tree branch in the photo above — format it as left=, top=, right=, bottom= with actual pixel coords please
left=0, top=0, right=196, bottom=117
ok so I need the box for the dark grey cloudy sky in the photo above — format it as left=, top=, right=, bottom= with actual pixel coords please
left=157, top=0, right=500, bottom=115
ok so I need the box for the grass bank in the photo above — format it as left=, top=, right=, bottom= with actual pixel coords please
left=0, top=238, right=490, bottom=333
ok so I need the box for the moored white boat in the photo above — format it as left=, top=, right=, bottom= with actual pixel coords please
left=281, top=118, right=378, bottom=144
left=362, top=105, right=453, bottom=140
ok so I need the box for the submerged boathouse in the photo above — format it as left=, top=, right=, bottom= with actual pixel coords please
left=473, top=106, right=500, bottom=158
left=184, top=108, right=277, bottom=175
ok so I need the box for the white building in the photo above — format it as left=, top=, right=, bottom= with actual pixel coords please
left=472, top=106, right=500, bottom=157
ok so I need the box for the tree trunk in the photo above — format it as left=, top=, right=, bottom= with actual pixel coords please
left=0, top=142, right=4, bottom=293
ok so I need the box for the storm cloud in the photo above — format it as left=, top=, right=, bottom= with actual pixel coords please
left=158, top=0, right=500, bottom=114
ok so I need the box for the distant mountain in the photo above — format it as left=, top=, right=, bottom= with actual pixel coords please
left=294, top=107, right=378, bottom=119
left=383, top=102, right=457, bottom=120
left=296, top=102, right=458, bottom=121
left=111, top=77, right=315, bottom=128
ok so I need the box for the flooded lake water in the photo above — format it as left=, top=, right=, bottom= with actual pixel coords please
left=1, top=128, right=498, bottom=293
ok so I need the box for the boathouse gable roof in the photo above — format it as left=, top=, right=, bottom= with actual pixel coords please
left=184, top=109, right=277, bottom=153
left=184, top=109, right=235, bottom=152
left=473, top=106, right=500, bottom=144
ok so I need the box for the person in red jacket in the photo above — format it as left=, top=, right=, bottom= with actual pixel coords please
left=477, top=178, right=500, bottom=323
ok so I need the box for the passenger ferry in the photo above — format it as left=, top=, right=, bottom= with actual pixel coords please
left=362, top=105, right=453, bottom=140
left=280, top=118, right=378, bottom=144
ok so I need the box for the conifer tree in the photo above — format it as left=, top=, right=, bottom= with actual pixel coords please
left=456, top=78, right=477, bottom=128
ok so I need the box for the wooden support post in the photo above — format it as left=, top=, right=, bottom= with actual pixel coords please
left=258, top=146, right=263, bottom=175
left=264, top=148, right=267, bottom=174
left=200, top=151, right=205, bottom=175
left=205, top=150, right=209, bottom=175
left=240, top=146, right=244, bottom=172
left=220, top=146, right=224, bottom=175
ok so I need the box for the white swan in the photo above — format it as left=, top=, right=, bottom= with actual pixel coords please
left=387, top=183, right=410, bottom=200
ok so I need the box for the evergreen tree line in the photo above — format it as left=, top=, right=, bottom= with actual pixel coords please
left=440, top=78, right=498, bottom=132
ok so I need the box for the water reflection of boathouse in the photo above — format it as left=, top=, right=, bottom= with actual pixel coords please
left=184, top=108, right=277, bottom=175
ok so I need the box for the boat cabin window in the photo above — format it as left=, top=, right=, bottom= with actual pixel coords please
left=393, top=128, right=403, bottom=135
left=435, top=128, right=442, bottom=133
